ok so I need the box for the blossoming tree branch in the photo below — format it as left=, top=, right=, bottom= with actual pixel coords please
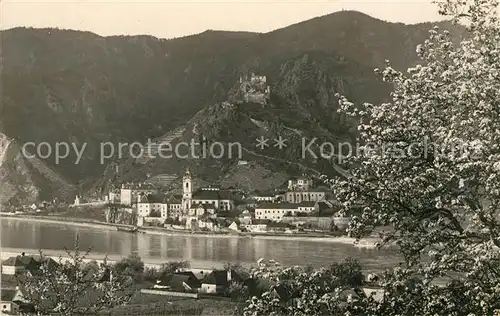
left=245, top=0, right=500, bottom=315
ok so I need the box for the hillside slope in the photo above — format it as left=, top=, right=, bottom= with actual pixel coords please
left=0, top=132, right=76, bottom=206
left=0, top=10, right=466, bottom=201
left=92, top=50, right=384, bottom=193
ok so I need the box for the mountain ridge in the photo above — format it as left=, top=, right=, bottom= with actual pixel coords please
left=0, top=10, right=466, bottom=204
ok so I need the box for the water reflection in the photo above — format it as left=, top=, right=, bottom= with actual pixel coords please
left=1, top=218, right=400, bottom=270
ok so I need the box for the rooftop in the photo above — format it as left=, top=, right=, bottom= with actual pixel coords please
left=1, top=288, right=17, bottom=302
left=138, top=193, right=167, bottom=204
left=121, top=183, right=158, bottom=190
left=256, top=202, right=299, bottom=209
left=158, top=272, right=201, bottom=290
left=190, top=203, right=216, bottom=210
left=202, top=270, right=242, bottom=286
left=298, top=201, right=316, bottom=207
left=192, top=189, right=232, bottom=201
left=166, top=195, right=183, bottom=204
left=251, top=191, right=276, bottom=197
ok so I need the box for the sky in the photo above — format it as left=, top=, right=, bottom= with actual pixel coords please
left=1, top=0, right=446, bottom=39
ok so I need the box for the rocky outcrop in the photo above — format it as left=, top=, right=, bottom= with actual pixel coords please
left=0, top=131, right=76, bottom=206
left=0, top=132, right=40, bottom=205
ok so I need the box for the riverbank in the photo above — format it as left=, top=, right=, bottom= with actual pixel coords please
left=0, top=248, right=225, bottom=270
left=0, top=214, right=379, bottom=248
left=0, top=213, right=124, bottom=231
left=141, top=227, right=378, bottom=247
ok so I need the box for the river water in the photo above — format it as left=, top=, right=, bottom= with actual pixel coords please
left=0, top=218, right=401, bottom=271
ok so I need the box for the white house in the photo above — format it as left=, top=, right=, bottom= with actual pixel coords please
left=297, top=201, right=316, bottom=213
left=188, top=203, right=216, bottom=218
left=137, top=193, right=166, bottom=218
left=255, top=203, right=300, bottom=221
left=198, top=218, right=220, bottom=232
left=186, top=218, right=220, bottom=231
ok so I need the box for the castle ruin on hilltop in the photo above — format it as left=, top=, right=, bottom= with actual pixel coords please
left=232, top=73, right=271, bottom=105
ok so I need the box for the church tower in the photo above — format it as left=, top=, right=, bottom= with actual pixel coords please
left=182, top=168, right=193, bottom=212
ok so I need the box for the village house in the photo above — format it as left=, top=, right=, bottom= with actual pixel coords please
left=153, top=272, right=201, bottom=293
left=188, top=203, right=216, bottom=218
left=200, top=269, right=242, bottom=294
left=198, top=218, right=220, bottom=231
left=1, top=255, right=38, bottom=275
left=120, top=183, right=158, bottom=206
left=1, top=287, right=30, bottom=315
left=177, top=268, right=212, bottom=281
left=165, top=195, right=183, bottom=218
left=297, top=201, right=316, bottom=213
left=137, top=193, right=167, bottom=218
left=2, top=254, right=60, bottom=277
left=255, top=203, right=302, bottom=221
left=186, top=217, right=220, bottom=232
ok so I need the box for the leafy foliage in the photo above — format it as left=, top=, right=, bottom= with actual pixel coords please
left=113, top=254, right=145, bottom=283
left=243, top=1, right=500, bottom=315
left=18, top=236, right=134, bottom=315
left=324, top=0, right=500, bottom=315
left=243, top=258, right=367, bottom=316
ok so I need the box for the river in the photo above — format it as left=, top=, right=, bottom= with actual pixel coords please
left=0, top=217, right=401, bottom=271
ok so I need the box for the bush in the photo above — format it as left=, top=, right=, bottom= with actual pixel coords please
left=113, top=254, right=145, bottom=283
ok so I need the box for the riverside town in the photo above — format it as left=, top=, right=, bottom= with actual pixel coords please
left=2, top=0, right=500, bottom=315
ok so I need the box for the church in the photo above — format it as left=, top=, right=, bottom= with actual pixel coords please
left=182, top=168, right=234, bottom=213
left=135, top=168, right=234, bottom=223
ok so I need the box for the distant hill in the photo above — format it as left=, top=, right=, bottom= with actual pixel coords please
left=0, top=10, right=466, bottom=203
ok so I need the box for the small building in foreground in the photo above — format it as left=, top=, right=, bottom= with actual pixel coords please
left=200, top=270, right=242, bottom=294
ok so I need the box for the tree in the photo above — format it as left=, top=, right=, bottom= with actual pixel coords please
left=143, top=266, right=161, bottom=282
left=243, top=258, right=368, bottom=316
left=18, top=236, right=134, bottom=315
left=113, top=254, right=145, bottom=283
left=224, top=261, right=250, bottom=279
left=158, top=260, right=190, bottom=278
left=324, top=0, right=500, bottom=314
left=226, top=281, right=250, bottom=302
left=164, top=217, right=174, bottom=225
